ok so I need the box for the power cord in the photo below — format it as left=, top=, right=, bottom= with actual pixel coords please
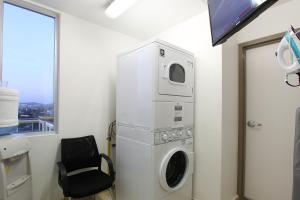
left=107, top=120, right=116, bottom=142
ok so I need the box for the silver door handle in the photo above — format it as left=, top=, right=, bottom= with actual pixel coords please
left=247, top=120, right=263, bottom=128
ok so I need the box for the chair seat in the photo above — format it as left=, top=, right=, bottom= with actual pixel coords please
left=67, top=169, right=114, bottom=198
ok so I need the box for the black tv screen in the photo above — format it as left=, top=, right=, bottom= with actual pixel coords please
left=208, top=0, right=278, bottom=46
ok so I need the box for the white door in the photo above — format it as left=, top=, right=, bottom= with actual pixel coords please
left=245, top=42, right=300, bottom=200
left=158, top=47, right=194, bottom=97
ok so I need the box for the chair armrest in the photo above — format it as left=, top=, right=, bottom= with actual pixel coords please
left=99, top=153, right=115, bottom=180
left=57, top=162, right=68, bottom=190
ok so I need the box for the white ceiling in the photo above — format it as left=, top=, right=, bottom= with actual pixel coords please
left=30, top=0, right=207, bottom=40
left=30, top=0, right=292, bottom=40
left=275, top=0, right=293, bottom=6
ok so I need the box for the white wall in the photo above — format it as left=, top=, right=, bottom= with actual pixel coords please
left=157, top=9, right=243, bottom=200
left=22, top=2, right=139, bottom=200
left=154, top=1, right=300, bottom=200
left=158, top=11, right=224, bottom=200
left=237, top=0, right=300, bottom=43
left=219, top=1, right=300, bottom=200
left=20, top=1, right=299, bottom=200
left=221, top=36, right=238, bottom=200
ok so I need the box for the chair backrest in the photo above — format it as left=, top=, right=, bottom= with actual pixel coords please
left=61, top=135, right=100, bottom=172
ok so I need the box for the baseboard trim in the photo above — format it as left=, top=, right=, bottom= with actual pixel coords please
left=192, top=195, right=238, bottom=200
left=232, top=195, right=239, bottom=200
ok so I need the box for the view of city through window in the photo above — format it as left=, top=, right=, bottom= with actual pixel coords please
left=2, top=3, right=56, bottom=133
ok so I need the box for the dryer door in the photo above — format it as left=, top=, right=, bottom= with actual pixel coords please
left=159, top=147, right=193, bottom=192
left=158, top=47, right=194, bottom=97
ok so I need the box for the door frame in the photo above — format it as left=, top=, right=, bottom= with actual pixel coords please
left=237, top=29, right=300, bottom=200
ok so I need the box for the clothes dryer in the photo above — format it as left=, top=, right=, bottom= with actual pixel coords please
left=117, top=39, right=195, bottom=130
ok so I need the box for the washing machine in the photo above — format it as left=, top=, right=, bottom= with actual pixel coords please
left=116, top=125, right=194, bottom=200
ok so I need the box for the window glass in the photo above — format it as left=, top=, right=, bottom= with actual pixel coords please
left=2, top=3, right=56, bottom=133
left=166, top=151, right=187, bottom=188
left=169, top=64, right=185, bottom=83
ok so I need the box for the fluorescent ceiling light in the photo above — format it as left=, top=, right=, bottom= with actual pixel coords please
left=105, top=0, right=139, bottom=19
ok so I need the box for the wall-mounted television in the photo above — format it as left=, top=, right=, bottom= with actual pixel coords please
left=208, top=0, right=278, bottom=46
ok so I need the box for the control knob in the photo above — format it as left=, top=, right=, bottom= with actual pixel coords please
left=187, top=130, right=192, bottom=137
left=162, top=134, right=169, bottom=141
left=179, top=131, right=183, bottom=136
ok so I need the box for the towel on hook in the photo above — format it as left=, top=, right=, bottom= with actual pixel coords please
left=293, top=108, right=300, bottom=200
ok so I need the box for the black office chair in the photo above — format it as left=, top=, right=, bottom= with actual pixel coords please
left=57, top=135, right=115, bottom=198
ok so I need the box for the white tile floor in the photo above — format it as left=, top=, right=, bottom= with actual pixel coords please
left=71, top=189, right=114, bottom=200
left=97, top=189, right=114, bottom=200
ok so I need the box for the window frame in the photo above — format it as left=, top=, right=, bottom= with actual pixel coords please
left=0, top=0, right=60, bottom=135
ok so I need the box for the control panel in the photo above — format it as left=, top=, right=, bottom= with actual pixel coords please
left=173, top=103, right=183, bottom=127
left=154, top=128, right=193, bottom=145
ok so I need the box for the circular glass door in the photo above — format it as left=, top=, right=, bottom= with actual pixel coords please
left=166, top=151, right=187, bottom=188
left=160, top=148, right=191, bottom=191
left=169, top=63, right=185, bottom=83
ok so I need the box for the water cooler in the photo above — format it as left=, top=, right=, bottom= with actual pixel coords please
left=0, top=135, right=32, bottom=200
left=0, top=86, right=32, bottom=200
left=0, top=87, right=19, bottom=135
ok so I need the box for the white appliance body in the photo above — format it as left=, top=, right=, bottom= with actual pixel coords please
left=0, top=135, right=32, bottom=200
left=116, top=40, right=195, bottom=200
left=116, top=126, right=194, bottom=200
left=117, top=40, right=194, bottom=129
left=0, top=88, right=19, bottom=135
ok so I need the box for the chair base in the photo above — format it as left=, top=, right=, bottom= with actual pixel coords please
left=64, top=188, right=115, bottom=200
left=97, top=188, right=115, bottom=200
left=70, top=195, right=96, bottom=200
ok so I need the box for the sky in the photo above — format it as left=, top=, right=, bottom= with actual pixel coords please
left=2, top=3, right=55, bottom=104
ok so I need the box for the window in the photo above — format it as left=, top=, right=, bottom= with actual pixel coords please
left=1, top=1, right=59, bottom=133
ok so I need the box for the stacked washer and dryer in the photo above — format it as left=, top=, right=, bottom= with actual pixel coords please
left=116, top=40, right=195, bottom=200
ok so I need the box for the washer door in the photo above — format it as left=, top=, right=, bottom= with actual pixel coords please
left=159, top=148, right=193, bottom=192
